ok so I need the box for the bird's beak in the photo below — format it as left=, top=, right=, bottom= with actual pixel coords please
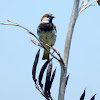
left=52, top=15, right=55, bottom=18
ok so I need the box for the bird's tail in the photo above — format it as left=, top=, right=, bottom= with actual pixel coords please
left=42, top=46, right=50, bottom=60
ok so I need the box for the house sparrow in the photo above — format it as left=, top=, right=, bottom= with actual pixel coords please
left=37, top=14, right=57, bottom=60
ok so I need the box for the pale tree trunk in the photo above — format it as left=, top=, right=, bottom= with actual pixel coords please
left=58, top=0, right=80, bottom=100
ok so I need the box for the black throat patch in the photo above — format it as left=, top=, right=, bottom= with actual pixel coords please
left=38, top=23, right=53, bottom=32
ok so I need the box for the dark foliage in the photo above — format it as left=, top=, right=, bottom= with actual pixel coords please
left=38, top=59, right=52, bottom=88
left=32, top=50, right=97, bottom=100
left=49, top=68, right=56, bottom=89
left=79, top=89, right=96, bottom=100
left=32, top=51, right=55, bottom=100
left=32, top=49, right=40, bottom=83
left=80, top=89, right=86, bottom=100
left=65, top=74, right=69, bottom=88
left=90, top=94, right=96, bottom=100
left=44, top=60, right=52, bottom=96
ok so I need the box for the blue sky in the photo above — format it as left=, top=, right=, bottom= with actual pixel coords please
left=0, top=0, right=100, bottom=100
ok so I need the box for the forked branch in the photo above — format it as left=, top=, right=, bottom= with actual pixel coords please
left=79, top=0, right=98, bottom=14
left=0, top=20, right=63, bottom=63
left=58, top=0, right=80, bottom=100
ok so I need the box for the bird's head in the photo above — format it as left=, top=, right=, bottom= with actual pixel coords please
left=41, top=13, right=55, bottom=23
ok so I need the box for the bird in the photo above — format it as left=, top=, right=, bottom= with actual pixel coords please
left=37, top=14, right=57, bottom=60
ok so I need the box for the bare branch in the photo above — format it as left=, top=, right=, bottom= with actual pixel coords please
left=45, top=43, right=63, bottom=63
left=79, top=0, right=98, bottom=14
left=58, top=0, right=80, bottom=100
left=0, top=20, right=39, bottom=41
left=0, top=20, right=62, bottom=62
left=1, top=20, right=58, bottom=100
left=31, top=38, right=42, bottom=47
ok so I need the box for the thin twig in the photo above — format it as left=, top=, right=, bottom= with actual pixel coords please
left=35, top=82, right=53, bottom=100
left=40, top=43, right=61, bottom=62
left=31, top=38, right=42, bottom=47
left=79, top=0, right=98, bottom=14
left=0, top=20, right=62, bottom=62
left=0, top=20, right=39, bottom=41
left=45, top=44, right=64, bottom=63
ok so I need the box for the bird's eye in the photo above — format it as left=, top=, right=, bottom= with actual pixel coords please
left=46, top=15, right=50, bottom=18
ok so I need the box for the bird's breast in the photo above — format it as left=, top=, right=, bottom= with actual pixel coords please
left=37, top=30, right=56, bottom=46
left=38, top=23, right=53, bottom=32
left=37, top=22, right=57, bottom=46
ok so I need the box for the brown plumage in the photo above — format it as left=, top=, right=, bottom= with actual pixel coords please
left=37, top=14, right=57, bottom=60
